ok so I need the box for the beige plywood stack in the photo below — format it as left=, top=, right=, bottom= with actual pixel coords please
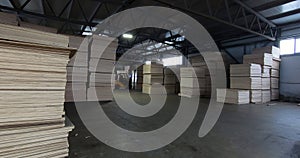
left=189, top=55, right=212, bottom=97
left=163, top=67, right=177, bottom=94
left=142, top=63, right=164, bottom=94
left=87, top=35, right=117, bottom=101
left=19, top=21, right=57, bottom=33
left=179, top=67, right=206, bottom=97
left=0, top=12, right=18, bottom=26
left=0, top=24, right=73, bottom=157
left=217, top=89, right=250, bottom=104
left=230, top=64, right=262, bottom=103
left=65, top=36, right=89, bottom=102
left=252, top=46, right=281, bottom=100
left=136, top=65, right=143, bottom=91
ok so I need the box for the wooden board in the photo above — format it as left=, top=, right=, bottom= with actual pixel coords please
left=89, top=58, right=115, bottom=73
left=271, top=69, right=280, bottom=78
left=217, top=89, right=250, bottom=104
left=142, top=84, right=165, bottom=95
left=87, top=87, right=113, bottom=101
left=262, top=78, right=271, bottom=90
left=0, top=12, right=18, bottom=26
left=19, top=21, right=57, bottom=33
left=143, top=74, right=163, bottom=84
left=252, top=46, right=280, bottom=59
left=271, top=77, right=279, bottom=89
left=251, top=90, right=262, bottom=103
left=262, top=66, right=271, bottom=78
left=230, top=77, right=262, bottom=90
left=272, top=58, right=281, bottom=70
left=180, top=77, right=206, bottom=88
left=230, top=64, right=261, bottom=77
left=243, top=53, right=273, bottom=66
left=271, top=88, right=279, bottom=100
left=262, top=90, right=271, bottom=103
left=143, top=64, right=163, bottom=74
left=180, top=67, right=205, bottom=78
left=0, top=23, right=69, bottom=47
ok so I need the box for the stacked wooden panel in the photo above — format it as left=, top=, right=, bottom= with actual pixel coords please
left=179, top=67, right=206, bottom=97
left=19, top=21, right=57, bottom=33
left=217, top=89, right=250, bottom=104
left=0, top=12, right=18, bottom=26
left=87, top=35, right=117, bottom=101
left=189, top=55, right=212, bottom=97
left=230, top=64, right=261, bottom=103
left=136, top=65, right=143, bottom=91
left=0, top=24, right=73, bottom=157
left=163, top=67, right=177, bottom=94
left=65, top=36, right=88, bottom=102
left=251, top=46, right=281, bottom=100
left=142, top=63, right=164, bottom=94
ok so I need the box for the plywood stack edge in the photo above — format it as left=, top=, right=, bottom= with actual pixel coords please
left=163, top=67, right=179, bottom=94
left=65, top=36, right=89, bottom=102
left=136, top=65, right=143, bottom=91
left=0, top=23, right=73, bottom=157
left=0, top=12, right=18, bottom=26
left=87, top=35, right=117, bottom=101
left=142, top=63, right=164, bottom=94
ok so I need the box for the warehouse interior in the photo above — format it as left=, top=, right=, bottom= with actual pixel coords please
left=0, top=0, right=300, bottom=157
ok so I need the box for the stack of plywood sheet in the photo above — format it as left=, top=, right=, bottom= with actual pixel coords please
left=0, top=24, right=73, bottom=157
left=0, top=12, right=18, bottom=26
left=230, top=64, right=262, bottom=103
left=19, top=21, right=57, bottom=33
left=163, top=67, right=177, bottom=94
left=189, top=55, right=213, bottom=97
left=179, top=67, right=206, bottom=97
left=142, top=63, right=164, bottom=94
left=243, top=53, right=274, bottom=103
left=87, top=35, right=117, bottom=101
left=252, top=46, right=281, bottom=100
left=217, top=89, right=250, bottom=104
left=65, top=36, right=89, bottom=102
left=136, top=65, right=143, bottom=91
left=271, top=58, right=281, bottom=100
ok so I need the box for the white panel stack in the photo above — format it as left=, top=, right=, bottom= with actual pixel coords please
left=87, top=35, right=117, bottom=101
left=217, top=89, right=250, bottom=104
left=252, top=46, right=280, bottom=59
left=230, top=64, right=262, bottom=103
left=65, top=36, right=88, bottom=102
left=142, top=63, right=164, bottom=94
left=163, top=67, right=177, bottom=94
left=0, top=24, right=73, bottom=157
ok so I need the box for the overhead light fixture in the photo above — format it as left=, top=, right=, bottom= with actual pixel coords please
left=165, top=41, right=174, bottom=45
left=122, top=33, right=133, bottom=39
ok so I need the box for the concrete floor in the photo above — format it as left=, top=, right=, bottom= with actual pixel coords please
left=65, top=90, right=300, bottom=158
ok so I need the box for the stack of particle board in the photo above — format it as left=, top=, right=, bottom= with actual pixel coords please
left=65, top=36, right=89, bottom=102
left=217, top=89, right=250, bottom=104
left=142, top=63, right=164, bottom=94
left=252, top=46, right=281, bottom=100
left=0, top=12, right=18, bottom=26
left=179, top=67, right=206, bottom=97
left=87, top=35, right=117, bottom=101
left=0, top=24, right=73, bottom=157
left=19, top=21, right=57, bottom=33
left=163, top=67, right=177, bottom=94
left=230, top=64, right=262, bottom=103
left=136, top=65, right=143, bottom=91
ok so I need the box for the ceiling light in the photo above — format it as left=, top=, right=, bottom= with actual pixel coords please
left=123, top=33, right=133, bottom=39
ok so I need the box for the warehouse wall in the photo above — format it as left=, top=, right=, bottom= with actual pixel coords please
left=280, top=54, right=300, bottom=102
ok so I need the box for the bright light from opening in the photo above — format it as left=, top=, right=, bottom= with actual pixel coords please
left=145, top=61, right=151, bottom=65
left=82, top=32, right=92, bottom=36
left=280, top=39, right=295, bottom=55
left=123, top=34, right=133, bottom=39
left=162, top=56, right=182, bottom=66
